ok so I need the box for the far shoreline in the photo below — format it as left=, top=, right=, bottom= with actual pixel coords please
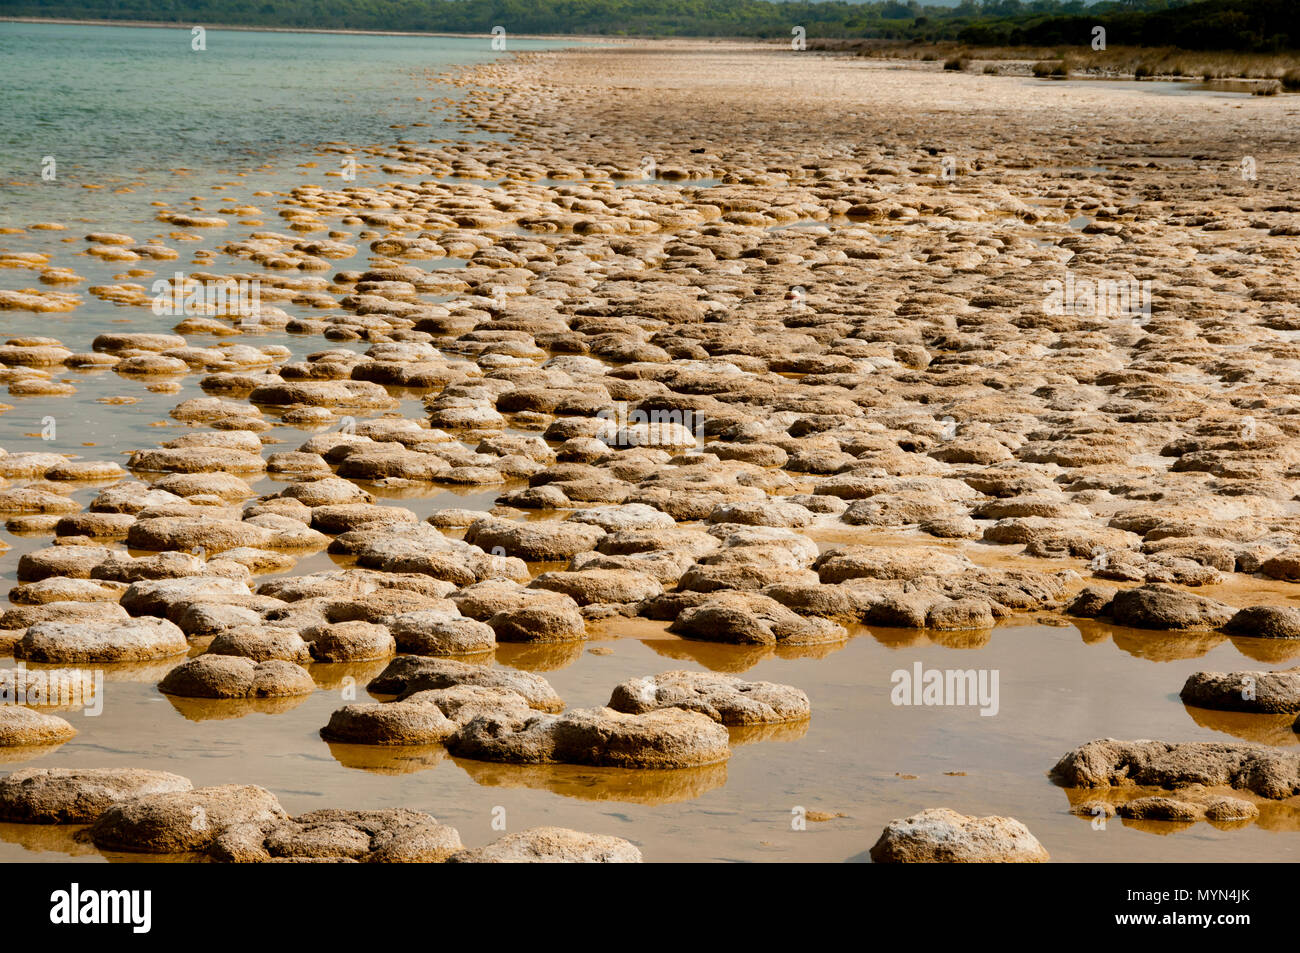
left=10, top=16, right=1290, bottom=89
left=0, top=15, right=633, bottom=43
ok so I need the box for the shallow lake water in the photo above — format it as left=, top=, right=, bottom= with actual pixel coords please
left=0, top=21, right=568, bottom=222
left=4, top=612, right=1299, bottom=862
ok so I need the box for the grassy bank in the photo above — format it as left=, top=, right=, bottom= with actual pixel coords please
left=805, top=38, right=1300, bottom=84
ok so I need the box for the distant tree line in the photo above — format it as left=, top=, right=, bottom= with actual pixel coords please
left=2, top=0, right=1296, bottom=51
left=959, top=0, right=1298, bottom=51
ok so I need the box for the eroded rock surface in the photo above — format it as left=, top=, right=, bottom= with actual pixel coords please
left=869, top=808, right=1049, bottom=863
left=1051, top=739, right=1300, bottom=800
left=447, top=826, right=641, bottom=863
left=608, top=670, right=810, bottom=725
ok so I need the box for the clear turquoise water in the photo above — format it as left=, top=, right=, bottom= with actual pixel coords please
left=0, top=21, right=563, bottom=223
left=0, top=21, right=563, bottom=457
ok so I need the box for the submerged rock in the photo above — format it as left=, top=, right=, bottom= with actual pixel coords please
left=1115, top=795, right=1259, bottom=824
left=322, top=684, right=535, bottom=746
left=206, top=626, right=313, bottom=663
left=304, top=620, right=396, bottom=662
left=487, top=602, right=588, bottom=643
left=529, top=568, right=662, bottom=606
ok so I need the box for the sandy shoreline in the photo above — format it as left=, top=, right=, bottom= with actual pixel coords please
left=1, top=38, right=1300, bottom=863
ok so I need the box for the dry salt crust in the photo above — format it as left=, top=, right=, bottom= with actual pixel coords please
left=3, top=41, right=1300, bottom=861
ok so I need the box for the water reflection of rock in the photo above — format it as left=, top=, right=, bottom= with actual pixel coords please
left=324, top=741, right=448, bottom=774
left=452, top=756, right=727, bottom=804
left=1073, top=620, right=1224, bottom=661
left=309, top=658, right=392, bottom=693
left=0, top=821, right=98, bottom=858
left=1074, top=623, right=1112, bottom=647
left=161, top=692, right=311, bottom=722
left=729, top=719, right=808, bottom=746
left=641, top=638, right=768, bottom=672
left=640, top=637, right=843, bottom=673
left=1203, top=817, right=1257, bottom=833
left=100, top=849, right=205, bottom=864
left=16, top=657, right=179, bottom=684
left=1226, top=636, right=1300, bottom=665
left=1119, top=818, right=1197, bottom=836
left=1, top=666, right=101, bottom=712
left=1254, top=804, right=1300, bottom=833
left=1183, top=704, right=1300, bottom=747
left=926, top=628, right=994, bottom=650
left=856, top=626, right=992, bottom=650
left=0, top=742, right=65, bottom=765
left=1060, top=784, right=1300, bottom=833
left=494, top=641, right=583, bottom=672
left=1112, top=629, right=1225, bottom=662
left=1068, top=621, right=1292, bottom=663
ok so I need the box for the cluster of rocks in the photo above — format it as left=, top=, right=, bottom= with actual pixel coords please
left=1068, top=583, right=1300, bottom=637
left=1052, top=738, right=1300, bottom=799
left=322, top=665, right=808, bottom=772
left=7, top=48, right=1300, bottom=679
left=1072, top=792, right=1261, bottom=827
left=0, top=767, right=639, bottom=862
left=0, top=766, right=1047, bottom=863
left=6, top=41, right=1300, bottom=860
left=1051, top=737, right=1300, bottom=826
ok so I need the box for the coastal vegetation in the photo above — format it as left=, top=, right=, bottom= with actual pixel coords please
left=3, top=0, right=1299, bottom=54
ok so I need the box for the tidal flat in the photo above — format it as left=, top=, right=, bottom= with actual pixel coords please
left=1, top=25, right=1299, bottom=863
